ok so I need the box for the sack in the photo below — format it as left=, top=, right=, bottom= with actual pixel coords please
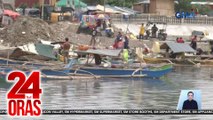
left=78, top=45, right=89, bottom=51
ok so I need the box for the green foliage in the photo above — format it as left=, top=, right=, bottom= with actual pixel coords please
left=193, top=4, right=211, bottom=15
left=175, top=0, right=211, bottom=15
left=175, top=0, right=193, bottom=12
left=19, top=3, right=28, bottom=9
left=33, top=3, right=40, bottom=9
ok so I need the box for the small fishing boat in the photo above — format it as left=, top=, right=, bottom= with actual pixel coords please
left=69, top=64, right=172, bottom=78
left=0, top=66, right=99, bottom=81
left=68, top=49, right=173, bottom=78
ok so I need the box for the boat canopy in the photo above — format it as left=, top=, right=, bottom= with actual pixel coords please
left=160, top=42, right=196, bottom=53
left=75, top=49, right=122, bottom=57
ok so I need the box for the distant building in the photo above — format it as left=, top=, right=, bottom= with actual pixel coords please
left=15, top=0, right=57, bottom=8
left=133, top=0, right=175, bottom=16
left=15, top=0, right=40, bottom=8
left=191, top=1, right=213, bottom=16
left=133, top=0, right=150, bottom=13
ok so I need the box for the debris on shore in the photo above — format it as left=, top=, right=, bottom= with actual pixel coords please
left=0, top=16, right=144, bottom=48
left=0, top=16, right=55, bottom=46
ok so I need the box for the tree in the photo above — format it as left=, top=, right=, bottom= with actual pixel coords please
left=175, top=0, right=193, bottom=12
left=192, top=4, right=210, bottom=15
left=33, top=3, right=40, bottom=9
left=175, top=0, right=210, bottom=15
left=19, top=3, right=28, bottom=9
left=82, top=0, right=139, bottom=8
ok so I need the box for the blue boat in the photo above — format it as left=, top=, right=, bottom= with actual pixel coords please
left=0, top=66, right=99, bottom=81
left=69, top=64, right=173, bottom=78
left=68, top=49, right=173, bottom=78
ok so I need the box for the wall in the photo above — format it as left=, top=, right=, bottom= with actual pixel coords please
left=133, top=3, right=149, bottom=13
left=149, top=0, right=156, bottom=13
left=150, top=0, right=174, bottom=16
left=39, top=0, right=57, bottom=6
left=133, top=4, right=144, bottom=13
left=0, top=0, right=3, bottom=9
left=2, top=0, right=14, bottom=8
left=15, top=0, right=39, bottom=8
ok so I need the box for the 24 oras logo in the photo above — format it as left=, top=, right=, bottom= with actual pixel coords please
left=7, top=71, right=42, bottom=117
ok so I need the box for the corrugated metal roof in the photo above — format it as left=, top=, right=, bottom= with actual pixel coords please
left=134, top=0, right=150, bottom=4
left=87, top=6, right=97, bottom=11
left=75, top=49, right=122, bottom=57
left=35, top=43, right=56, bottom=59
left=114, top=6, right=134, bottom=15
left=161, top=42, right=196, bottom=53
left=191, top=2, right=213, bottom=5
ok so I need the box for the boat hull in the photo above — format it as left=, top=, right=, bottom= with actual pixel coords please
left=70, top=64, right=173, bottom=78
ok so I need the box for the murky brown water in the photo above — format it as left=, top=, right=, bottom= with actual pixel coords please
left=0, top=66, right=213, bottom=120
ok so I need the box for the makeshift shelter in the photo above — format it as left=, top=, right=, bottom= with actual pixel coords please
left=95, top=4, right=121, bottom=14
left=81, top=15, right=96, bottom=28
left=17, top=43, right=57, bottom=60
left=56, top=0, right=87, bottom=8
left=160, top=42, right=196, bottom=53
left=75, top=49, right=122, bottom=57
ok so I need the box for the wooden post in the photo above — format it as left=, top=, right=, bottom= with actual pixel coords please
left=6, top=43, right=10, bottom=66
left=41, top=0, right=44, bottom=20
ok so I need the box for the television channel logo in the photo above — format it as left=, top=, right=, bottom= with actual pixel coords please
left=175, top=11, right=196, bottom=19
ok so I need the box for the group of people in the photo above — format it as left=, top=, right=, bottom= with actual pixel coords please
left=176, top=37, right=185, bottom=43
left=113, top=32, right=129, bottom=49
left=176, top=36, right=197, bottom=50
left=139, top=23, right=158, bottom=40
left=89, top=19, right=114, bottom=47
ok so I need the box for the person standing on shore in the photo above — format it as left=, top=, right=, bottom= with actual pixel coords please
left=139, top=23, right=145, bottom=40
left=177, top=37, right=184, bottom=43
left=176, top=37, right=179, bottom=42
left=62, top=38, right=71, bottom=64
left=124, top=35, right=129, bottom=49
left=117, top=38, right=124, bottom=49
left=190, top=35, right=197, bottom=50
left=113, top=32, right=123, bottom=49
left=151, top=24, right=158, bottom=38
left=90, top=27, right=97, bottom=47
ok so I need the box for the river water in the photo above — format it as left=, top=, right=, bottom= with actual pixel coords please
left=0, top=66, right=213, bottom=120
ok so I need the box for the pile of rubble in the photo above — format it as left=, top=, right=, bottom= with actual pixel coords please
left=0, top=16, right=56, bottom=46
left=0, top=16, right=143, bottom=48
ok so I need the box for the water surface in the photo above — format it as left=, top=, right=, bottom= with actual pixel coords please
left=0, top=66, right=213, bottom=119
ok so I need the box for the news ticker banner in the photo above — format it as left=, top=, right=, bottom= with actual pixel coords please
left=1, top=110, right=213, bottom=115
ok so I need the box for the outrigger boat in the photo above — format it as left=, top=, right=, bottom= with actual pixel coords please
left=0, top=49, right=173, bottom=80
left=0, top=66, right=100, bottom=81
left=67, top=49, right=173, bottom=78
left=69, top=64, right=173, bottom=78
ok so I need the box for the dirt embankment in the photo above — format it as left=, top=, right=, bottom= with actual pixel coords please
left=0, top=16, right=144, bottom=48
left=0, top=16, right=55, bottom=46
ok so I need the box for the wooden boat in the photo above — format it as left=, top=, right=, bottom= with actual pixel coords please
left=69, top=64, right=173, bottom=78
left=0, top=57, right=50, bottom=67
left=0, top=66, right=100, bottom=81
left=40, top=69, right=100, bottom=80
left=67, top=49, right=173, bottom=78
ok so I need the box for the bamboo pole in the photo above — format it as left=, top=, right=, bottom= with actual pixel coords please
left=6, top=43, right=9, bottom=66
